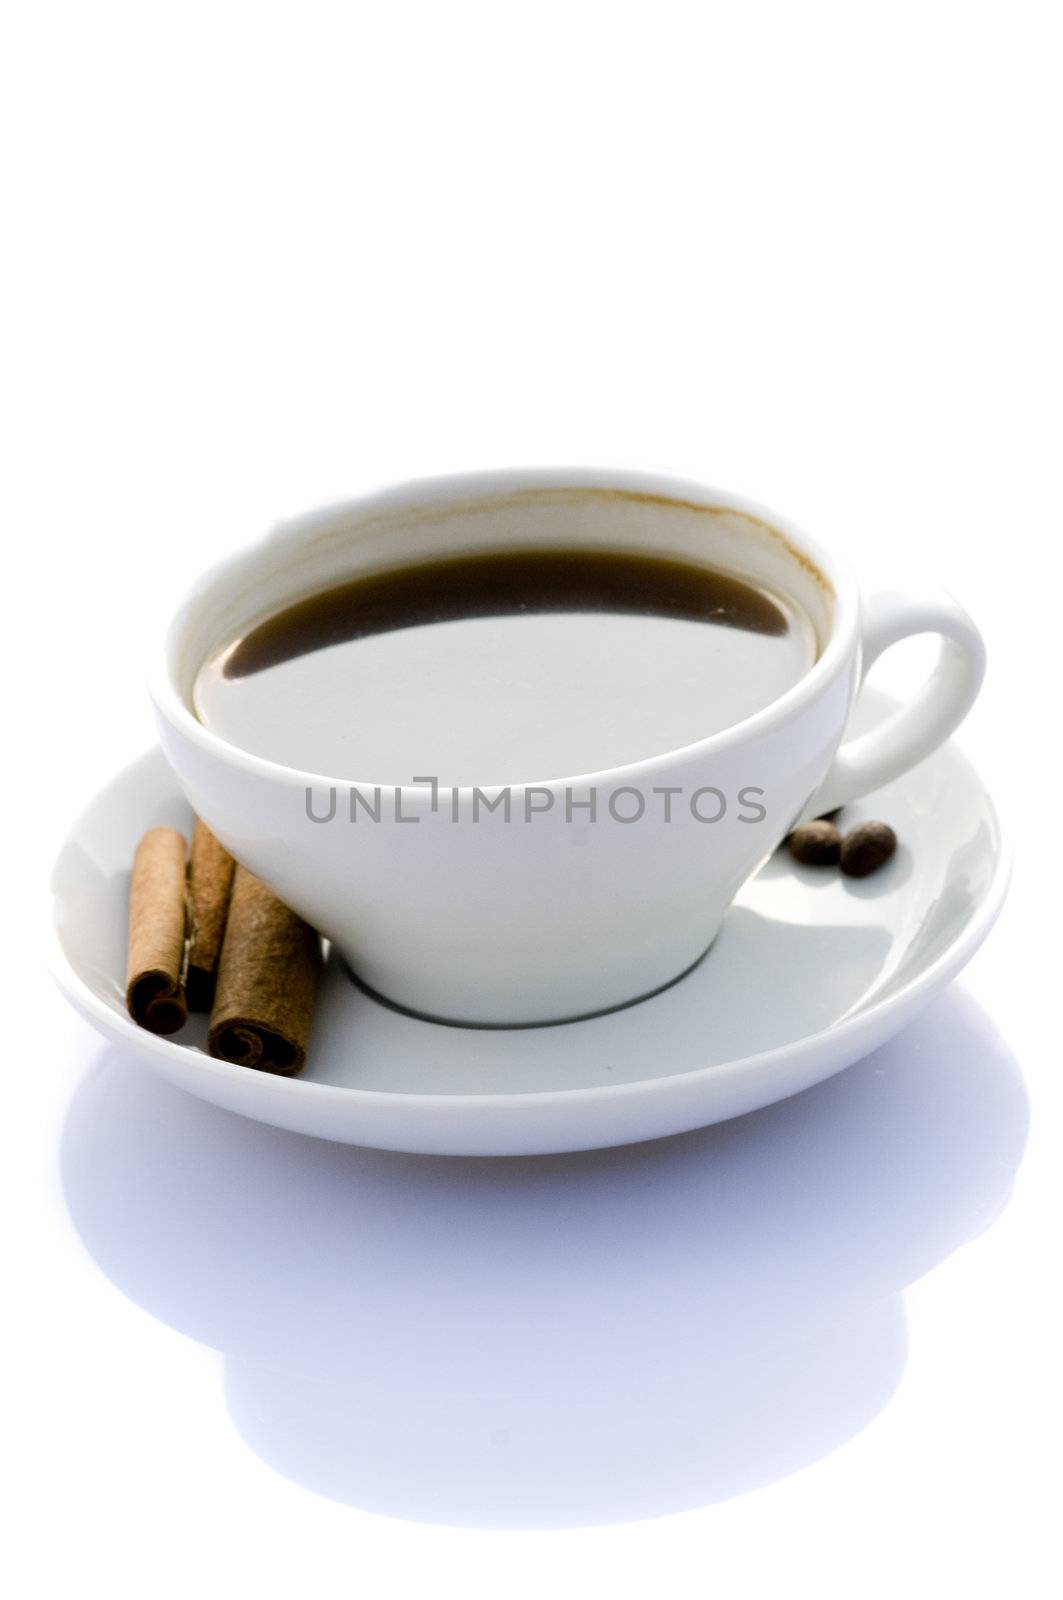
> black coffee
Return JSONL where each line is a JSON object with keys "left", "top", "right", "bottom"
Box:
{"left": 194, "top": 548, "right": 817, "bottom": 783}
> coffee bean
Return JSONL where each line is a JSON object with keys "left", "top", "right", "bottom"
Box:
{"left": 840, "top": 821, "right": 897, "bottom": 878}
{"left": 787, "top": 819, "right": 843, "bottom": 865}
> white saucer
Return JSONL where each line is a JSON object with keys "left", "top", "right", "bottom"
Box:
{"left": 49, "top": 690, "right": 1009, "bottom": 1156}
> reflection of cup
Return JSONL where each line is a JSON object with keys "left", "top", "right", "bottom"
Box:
{"left": 151, "top": 470, "right": 984, "bottom": 1025}
{"left": 61, "top": 994, "right": 1027, "bottom": 1526}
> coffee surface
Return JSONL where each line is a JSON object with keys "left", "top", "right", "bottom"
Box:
{"left": 194, "top": 548, "right": 817, "bottom": 783}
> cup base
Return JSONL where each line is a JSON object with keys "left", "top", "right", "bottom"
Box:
{"left": 338, "top": 940, "right": 717, "bottom": 1031}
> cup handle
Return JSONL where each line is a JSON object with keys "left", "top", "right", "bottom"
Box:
{"left": 805, "top": 589, "right": 986, "bottom": 819}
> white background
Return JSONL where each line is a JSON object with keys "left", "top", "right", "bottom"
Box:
{"left": 3, "top": 3, "right": 1060, "bottom": 1596}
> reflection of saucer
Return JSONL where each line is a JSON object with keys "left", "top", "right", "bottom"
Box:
{"left": 61, "top": 991, "right": 1027, "bottom": 1526}
{"left": 49, "top": 689, "right": 1009, "bottom": 1155}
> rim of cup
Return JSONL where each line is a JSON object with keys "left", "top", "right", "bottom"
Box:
{"left": 149, "top": 467, "right": 861, "bottom": 794}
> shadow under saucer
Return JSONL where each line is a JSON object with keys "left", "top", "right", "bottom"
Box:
{"left": 59, "top": 989, "right": 1027, "bottom": 1528}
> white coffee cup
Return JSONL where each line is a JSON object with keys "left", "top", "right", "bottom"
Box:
{"left": 151, "top": 470, "right": 985, "bottom": 1025}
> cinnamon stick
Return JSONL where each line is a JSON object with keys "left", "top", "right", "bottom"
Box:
{"left": 208, "top": 866, "right": 321, "bottom": 1075}
{"left": 125, "top": 827, "right": 189, "bottom": 1034}
{"left": 186, "top": 819, "right": 236, "bottom": 1011}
